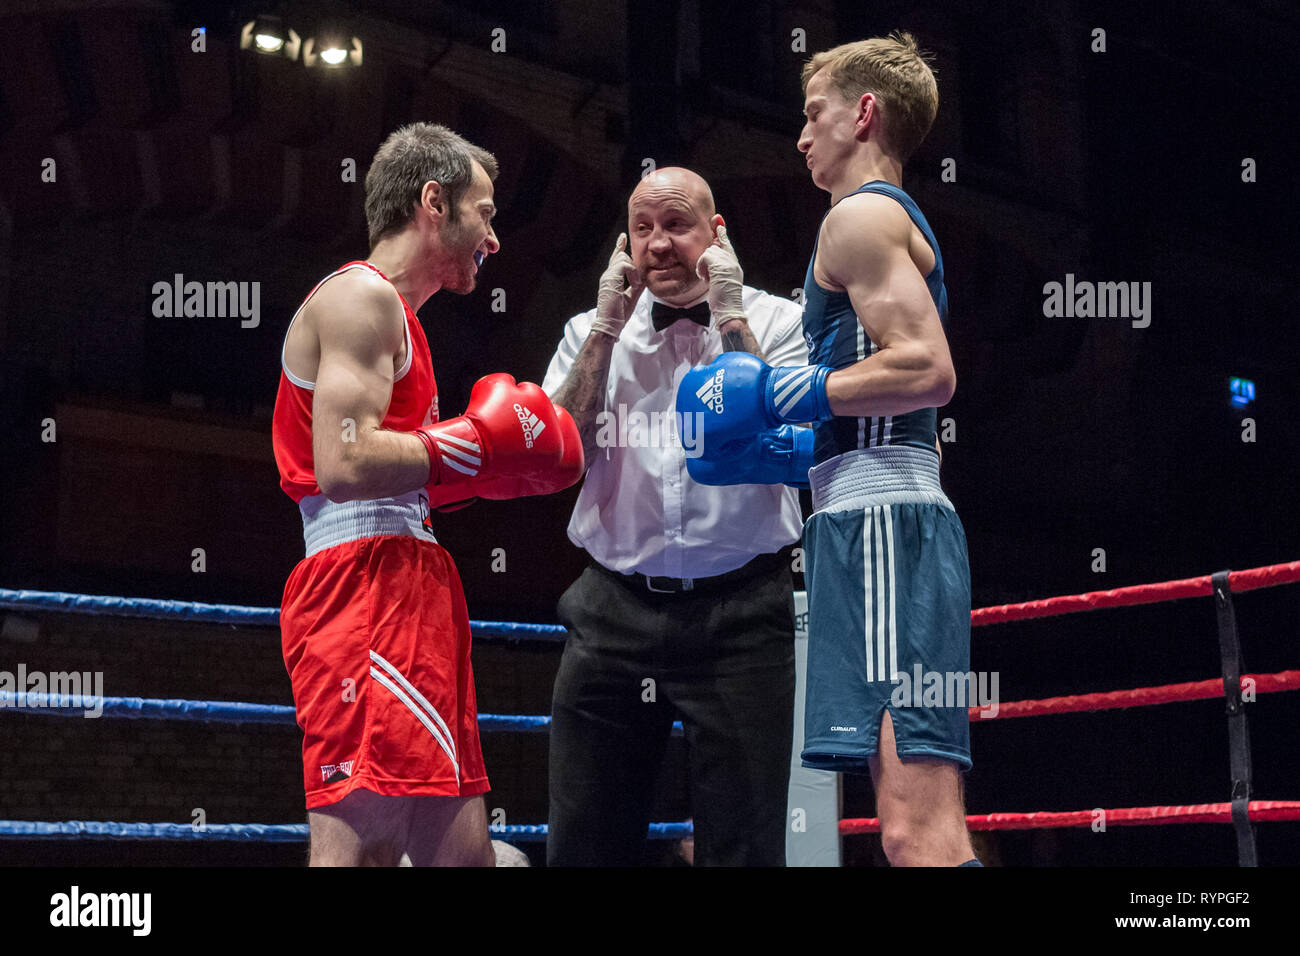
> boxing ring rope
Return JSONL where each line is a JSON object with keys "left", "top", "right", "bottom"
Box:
{"left": 0, "top": 820, "right": 692, "bottom": 843}
{"left": 971, "top": 671, "right": 1300, "bottom": 720}
{"left": 2, "top": 557, "right": 1298, "bottom": 859}
{"left": 969, "top": 560, "right": 1300, "bottom": 626}
{"left": 5, "top": 558, "right": 1297, "bottom": 632}
{"left": 0, "top": 589, "right": 566, "bottom": 640}
{"left": 4, "top": 669, "right": 1298, "bottom": 728}
{"left": 0, "top": 691, "right": 680, "bottom": 735}
{"left": 841, "top": 802, "right": 1300, "bottom": 834}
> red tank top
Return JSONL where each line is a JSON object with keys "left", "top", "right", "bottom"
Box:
{"left": 272, "top": 261, "right": 438, "bottom": 504}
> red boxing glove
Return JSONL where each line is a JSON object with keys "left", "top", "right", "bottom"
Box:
{"left": 477, "top": 406, "right": 585, "bottom": 500}
{"left": 414, "top": 374, "right": 565, "bottom": 511}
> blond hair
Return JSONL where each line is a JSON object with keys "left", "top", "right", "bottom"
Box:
{"left": 801, "top": 32, "right": 938, "bottom": 162}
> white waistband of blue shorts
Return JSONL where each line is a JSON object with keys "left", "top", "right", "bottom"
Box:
{"left": 809, "top": 445, "right": 954, "bottom": 514}
{"left": 300, "top": 489, "right": 434, "bottom": 557}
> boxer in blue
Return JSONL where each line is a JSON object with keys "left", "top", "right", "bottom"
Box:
{"left": 678, "top": 33, "right": 980, "bottom": 867}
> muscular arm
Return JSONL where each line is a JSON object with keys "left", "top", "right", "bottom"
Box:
{"left": 549, "top": 331, "right": 616, "bottom": 466}
{"left": 817, "top": 193, "right": 956, "bottom": 417}
{"left": 310, "top": 273, "right": 432, "bottom": 501}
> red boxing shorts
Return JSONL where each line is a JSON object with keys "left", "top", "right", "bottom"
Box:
{"left": 280, "top": 534, "right": 489, "bottom": 809}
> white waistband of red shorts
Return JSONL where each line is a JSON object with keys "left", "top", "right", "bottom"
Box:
{"left": 300, "top": 490, "right": 434, "bottom": 557}
{"left": 809, "top": 445, "right": 954, "bottom": 515}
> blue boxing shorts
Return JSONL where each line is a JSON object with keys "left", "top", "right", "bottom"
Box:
{"left": 800, "top": 445, "right": 974, "bottom": 773}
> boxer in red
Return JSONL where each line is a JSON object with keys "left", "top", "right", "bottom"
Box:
{"left": 272, "top": 123, "right": 582, "bottom": 866}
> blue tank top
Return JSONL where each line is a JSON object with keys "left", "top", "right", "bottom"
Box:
{"left": 801, "top": 181, "right": 949, "bottom": 465}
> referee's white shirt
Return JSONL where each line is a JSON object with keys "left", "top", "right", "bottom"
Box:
{"left": 542, "top": 286, "right": 808, "bottom": 580}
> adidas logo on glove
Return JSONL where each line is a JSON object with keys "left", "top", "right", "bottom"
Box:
{"left": 513, "top": 403, "right": 546, "bottom": 448}
{"left": 696, "top": 368, "right": 726, "bottom": 414}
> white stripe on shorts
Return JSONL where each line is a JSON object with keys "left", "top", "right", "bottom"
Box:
{"left": 863, "top": 508, "right": 874, "bottom": 683}
{"left": 883, "top": 504, "right": 898, "bottom": 681}
{"left": 368, "top": 650, "right": 459, "bottom": 781}
{"left": 874, "top": 508, "right": 887, "bottom": 680}
{"left": 863, "top": 505, "right": 899, "bottom": 683}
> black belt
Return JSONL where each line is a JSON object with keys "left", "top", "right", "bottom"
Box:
{"left": 593, "top": 548, "right": 790, "bottom": 595}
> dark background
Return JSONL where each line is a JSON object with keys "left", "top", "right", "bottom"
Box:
{"left": 0, "top": 0, "right": 1296, "bottom": 866}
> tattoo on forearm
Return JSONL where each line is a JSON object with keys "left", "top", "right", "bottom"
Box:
{"left": 720, "top": 322, "right": 765, "bottom": 359}
{"left": 551, "top": 335, "right": 615, "bottom": 465}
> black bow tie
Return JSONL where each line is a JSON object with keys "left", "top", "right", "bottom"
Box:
{"left": 651, "top": 300, "right": 711, "bottom": 332}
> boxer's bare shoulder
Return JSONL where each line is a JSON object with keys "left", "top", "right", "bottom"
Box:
{"left": 814, "top": 193, "right": 933, "bottom": 293}
{"left": 286, "top": 268, "right": 406, "bottom": 385}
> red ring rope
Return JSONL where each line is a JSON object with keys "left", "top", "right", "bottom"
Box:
{"left": 840, "top": 801, "right": 1300, "bottom": 834}
{"left": 971, "top": 559, "right": 1300, "bottom": 627}
{"left": 965, "top": 669, "right": 1300, "bottom": 721}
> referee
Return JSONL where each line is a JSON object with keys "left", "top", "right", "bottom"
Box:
{"left": 541, "top": 168, "right": 807, "bottom": 866}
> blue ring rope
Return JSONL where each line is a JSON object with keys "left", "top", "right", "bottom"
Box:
{"left": 0, "top": 692, "right": 683, "bottom": 735}
{"left": 0, "top": 588, "right": 566, "bottom": 640}
{"left": 0, "top": 820, "right": 694, "bottom": 843}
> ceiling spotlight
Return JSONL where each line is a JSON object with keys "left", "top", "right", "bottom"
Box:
{"left": 240, "top": 15, "right": 301, "bottom": 60}
{"left": 304, "top": 23, "right": 362, "bottom": 68}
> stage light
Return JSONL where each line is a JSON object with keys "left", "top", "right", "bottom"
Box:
{"left": 250, "top": 15, "right": 284, "bottom": 52}
{"left": 240, "top": 15, "right": 302, "bottom": 61}
{"left": 303, "top": 22, "right": 363, "bottom": 69}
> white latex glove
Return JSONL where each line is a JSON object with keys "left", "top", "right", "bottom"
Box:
{"left": 694, "top": 224, "right": 746, "bottom": 331}
{"left": 591, "top": 233, "right": 645, "bottom": 339}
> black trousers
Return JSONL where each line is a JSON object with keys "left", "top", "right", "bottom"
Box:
{"left": 547, "top": 553, "right": 796, "bottom": 866}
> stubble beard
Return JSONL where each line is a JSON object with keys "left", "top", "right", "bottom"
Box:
{"left": 436, "top": 217, "right": 480, "bottom": 295}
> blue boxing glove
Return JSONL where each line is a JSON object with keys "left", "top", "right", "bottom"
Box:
{"left": 687, "top": 424, "right": 815, "bottom": 488}
{"left": 677, "top": 353, "right": 835, "bottom": 456}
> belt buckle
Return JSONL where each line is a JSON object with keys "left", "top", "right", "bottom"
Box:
{"left": 644, "top": 575, "right": 693, "bottom": 593}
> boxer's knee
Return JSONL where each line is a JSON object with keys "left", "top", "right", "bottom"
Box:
{"left": 879, "top": 816, "right": 922, "bottom": 866}
{"left": 308, "top": 810, "right": 363, "bottom": 866}
{"left": 308, "top": 788, "right": 407, "bottom": 866}
{"left": 878, "top": 804, "right": 972, "bottom": 866}
{"left": 404, "top": 793, "right": 495, "bottom": 866}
